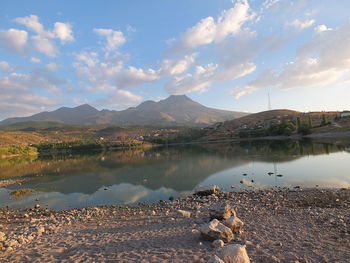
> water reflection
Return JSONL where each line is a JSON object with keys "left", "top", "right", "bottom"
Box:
{"left": 0, "top": 139, "right": 349, "bottom": 209}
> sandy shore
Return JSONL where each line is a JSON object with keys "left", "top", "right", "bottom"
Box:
{"left": 0, "top": 188, "right": 349, "bottom": 263}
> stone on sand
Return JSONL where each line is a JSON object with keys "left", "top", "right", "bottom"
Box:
{"left": 0, "top": 232, "right": 6, "bottom": 242}
{"left": 200, "top": 219, "right": 234, "bottom": 243}
{"left": 223, "top": 216, "right": 244, "bottom": 234}
{"left": 177, "top": 209, "right": 192, "bottom": 218}
{"left": 209, "top": 202, "right": 235, "bottom": 220}
{"left": 217, "top": 244, "right": 250, "bottom": 263}
{"left": 194, "top": 185, "right": 220, "bottom": 196}
{"left": 208, "top": 255, "right": 225, "bottom": 263}
{"left": 212, "top": 239, "right": 225, "bottom": 248}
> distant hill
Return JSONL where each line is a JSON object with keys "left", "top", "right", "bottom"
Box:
{"left": 215, "top": 109, "right": 301, "bottom": 130}
{"left": 199, "top": 109, "right": 341, "bottom": 141}
{"left": 0, "top": 95, "right": 249, "bottom": 127}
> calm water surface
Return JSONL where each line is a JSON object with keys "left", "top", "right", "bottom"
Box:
{"left": 0, "top": 140, "right": 349, "bottom": 210}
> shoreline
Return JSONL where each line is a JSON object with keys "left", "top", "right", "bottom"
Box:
{"left": 1, "top": 131, "right": 350, "bottom": 160}
{"left": 0, "top": 187, "right": 349, "bottom": 262}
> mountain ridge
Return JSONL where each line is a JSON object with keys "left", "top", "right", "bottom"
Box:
{"left": 0, "top": 95, "right": 249, "bottom": 127}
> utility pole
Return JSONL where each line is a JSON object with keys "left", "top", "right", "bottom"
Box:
{"left": 268, "top": 91, "right": 272, "bottom": 111}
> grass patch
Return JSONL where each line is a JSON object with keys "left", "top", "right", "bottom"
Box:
{"left": 10, "top": 188, "right": 37, "bottom": 198}
{"left": 10, "top": 187, "right": 49, "bottom": 198}
{"left": 0, "top": 145, "right": 38, "bottom": 158}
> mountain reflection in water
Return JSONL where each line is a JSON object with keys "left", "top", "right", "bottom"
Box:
{"left": 0, "top": 139, "right": 349, "bottom": 210}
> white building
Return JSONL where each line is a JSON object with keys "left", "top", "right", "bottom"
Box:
{"left": 341, "top": 111, "right": 350, "bottom": 117}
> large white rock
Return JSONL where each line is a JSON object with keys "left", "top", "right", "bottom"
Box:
{"left": 223, "top": 216, "right": 244, "bottom": 234}
{"left": 200, "top": 219, "right": 234, "bottom": 243}
{"left": 208, "top": 255, "right": 225, "bottom": 263}
{"left": 217, "top": 244, "right": 251, "bottom": 263}
{"left": 194, "top": 185, "right": 220, "bottom": 196}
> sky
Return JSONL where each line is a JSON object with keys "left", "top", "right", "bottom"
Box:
{"left": 1, "top": 0, "right": 350, "bottom": 120}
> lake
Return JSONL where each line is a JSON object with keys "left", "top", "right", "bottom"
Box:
{"left": 1, "top": 139, "right": 350, "bottom": 210}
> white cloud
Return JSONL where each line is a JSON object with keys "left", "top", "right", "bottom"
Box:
{"left": 74, "top": 51, "right": 124, "bottom": 91}
{"left": 54, "top": 22, "right": 74, "bottom": 42}
{"left": 262, "top": 0, "right": 280, "bottom": 11}
{"left": 126, "top": 25, "right": 136, "bottom": 33}
{"left": 94, "top": 28, "right": 126, "bottom": 51}
{"left": 14, "top": 15, "right": 49, "bottom": 36}
{"left": 0, "top": 67, "right": 66, "bottom": 118}
{"left": 46, "top": 62, "right": 59, "bottom": 71}
{"left": 0, "top": 95, "right": 58, "bottom": 119}
{"left": 228, "top": 85, "right": 257, "bottom": 99}
{"left": 161, "top": 53, "right": 197, "bottom": 75}
{"left": 32, "top": 35, "right": 58, "bottom": 57}
{"left": 75, "top": 51, "right": 99, "bottom": 67}
{"left": 94, "top": 89, "right": 143, "bottom": 109}
{"left": 0, "top": 61, "right": 11, "bottom": 72}
{"left": 115, "top": 89, "right": 142, "bottom": 103}
{"left": 74, "top": 48, "right": 198, "bottom": 91}
{"left": 234, "top": 20, "right": 350, "bottom": 98}
{"left": 116, "top": 67, "right": 161, "bottom": 88}
{"left": 314, "top": 24, "right": 332, "bottom": 33}
{"left": 165, "top": 62, "right": 255, "bottom": 95}
{"left": 11, "top": 14, "right": 74, "bottom": 57}
{"left": 0, "top": 29, "right": 28, "bottom": 53}
{"left": 170, "top": 0, "right": 254, "bottom": 53}
{"left": 288, "top": 19, "right": 315, "bottom": 30}
{"left": 30, "top": 57, "right": 41, "bottom": 64}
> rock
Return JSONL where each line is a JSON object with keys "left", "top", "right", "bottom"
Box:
{"left": 17, "top": 236, "right": 26, "bottom": 244}
{"left": 194, "top": 185, "right": 220, "bottom": 197}
{"left": 217, "top": 244, "right": 251, "bottom": 263}
{"left": 34, "top": 204, "right": 40, "bottom": 209}
{"left": 223, "top": 216, "right": 244, "bottom": 234}
{"left": 36, "top": 226, "right": 45, "bottom": 235}
{"left": 200, "top": 219, "right": 234, "bottom": 243}
{"left": 177, "top": 209, "right": 192, "bottom": 218}
{"left": 4, "top": 239, "right": 18, "bottom": 248}
{"left": 0, "top": 232, "right": 6, "bottom": 242}
{"left": 209, "top": 203, "right": 235, "bottom": 220}
{"left": 208, "top": 255, "right": 225, "bottom": 263}
{"left": 6, "top": 246, "right": 14, "bottom": 252}
{"left": 212, "top": 239, "right": 225, "bottom": 248}
{"left": 244, "top": 240, "right": 253, "bottom": 246}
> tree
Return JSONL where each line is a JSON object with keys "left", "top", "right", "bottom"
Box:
{"left": 308, "top": 115, "right": 313, "bottom": 128}
{"left": 321, "top": 114, "right": 326, "bottom": 126}
{"left": 296, "top": 116, "right": 301, "bottom": 130}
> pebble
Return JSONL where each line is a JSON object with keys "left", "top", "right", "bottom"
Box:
{"left": 212, "top": 239, "right": 225, "bottom": 248}
{"left": 0, "top": 232, "right": 6, "bottom": 242}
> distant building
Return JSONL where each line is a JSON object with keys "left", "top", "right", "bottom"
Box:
{"left": 341, "top": 111, "right": 350, "bottom": 118}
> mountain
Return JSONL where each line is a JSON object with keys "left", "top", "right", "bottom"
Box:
{"left": 0, "top": 95, "right": 249, "bottom": 127}
{"left": 1, "top": 104, "right": 100, "bottom": 125}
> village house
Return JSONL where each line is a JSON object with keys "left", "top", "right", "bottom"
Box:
{"left": 341, "top": 111, "right": 350, "bottom": 118}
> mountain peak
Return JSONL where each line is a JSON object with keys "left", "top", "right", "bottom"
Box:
{"left": 75, "top": 104, "right": 97, "bottom": 111}
{"left": 167, "top": 94, "right": 191, "bottom": 100}
{"left": 161, "top": 95, "right": 195, "bottom": 104}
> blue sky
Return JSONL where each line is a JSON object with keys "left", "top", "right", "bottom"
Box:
{"left": 1, "top": 0, "right": 350, "bottom": 119}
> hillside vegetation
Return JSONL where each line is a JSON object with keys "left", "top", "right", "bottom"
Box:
{"left": 199, "top": 109, "right": 344, "bottom": 141}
